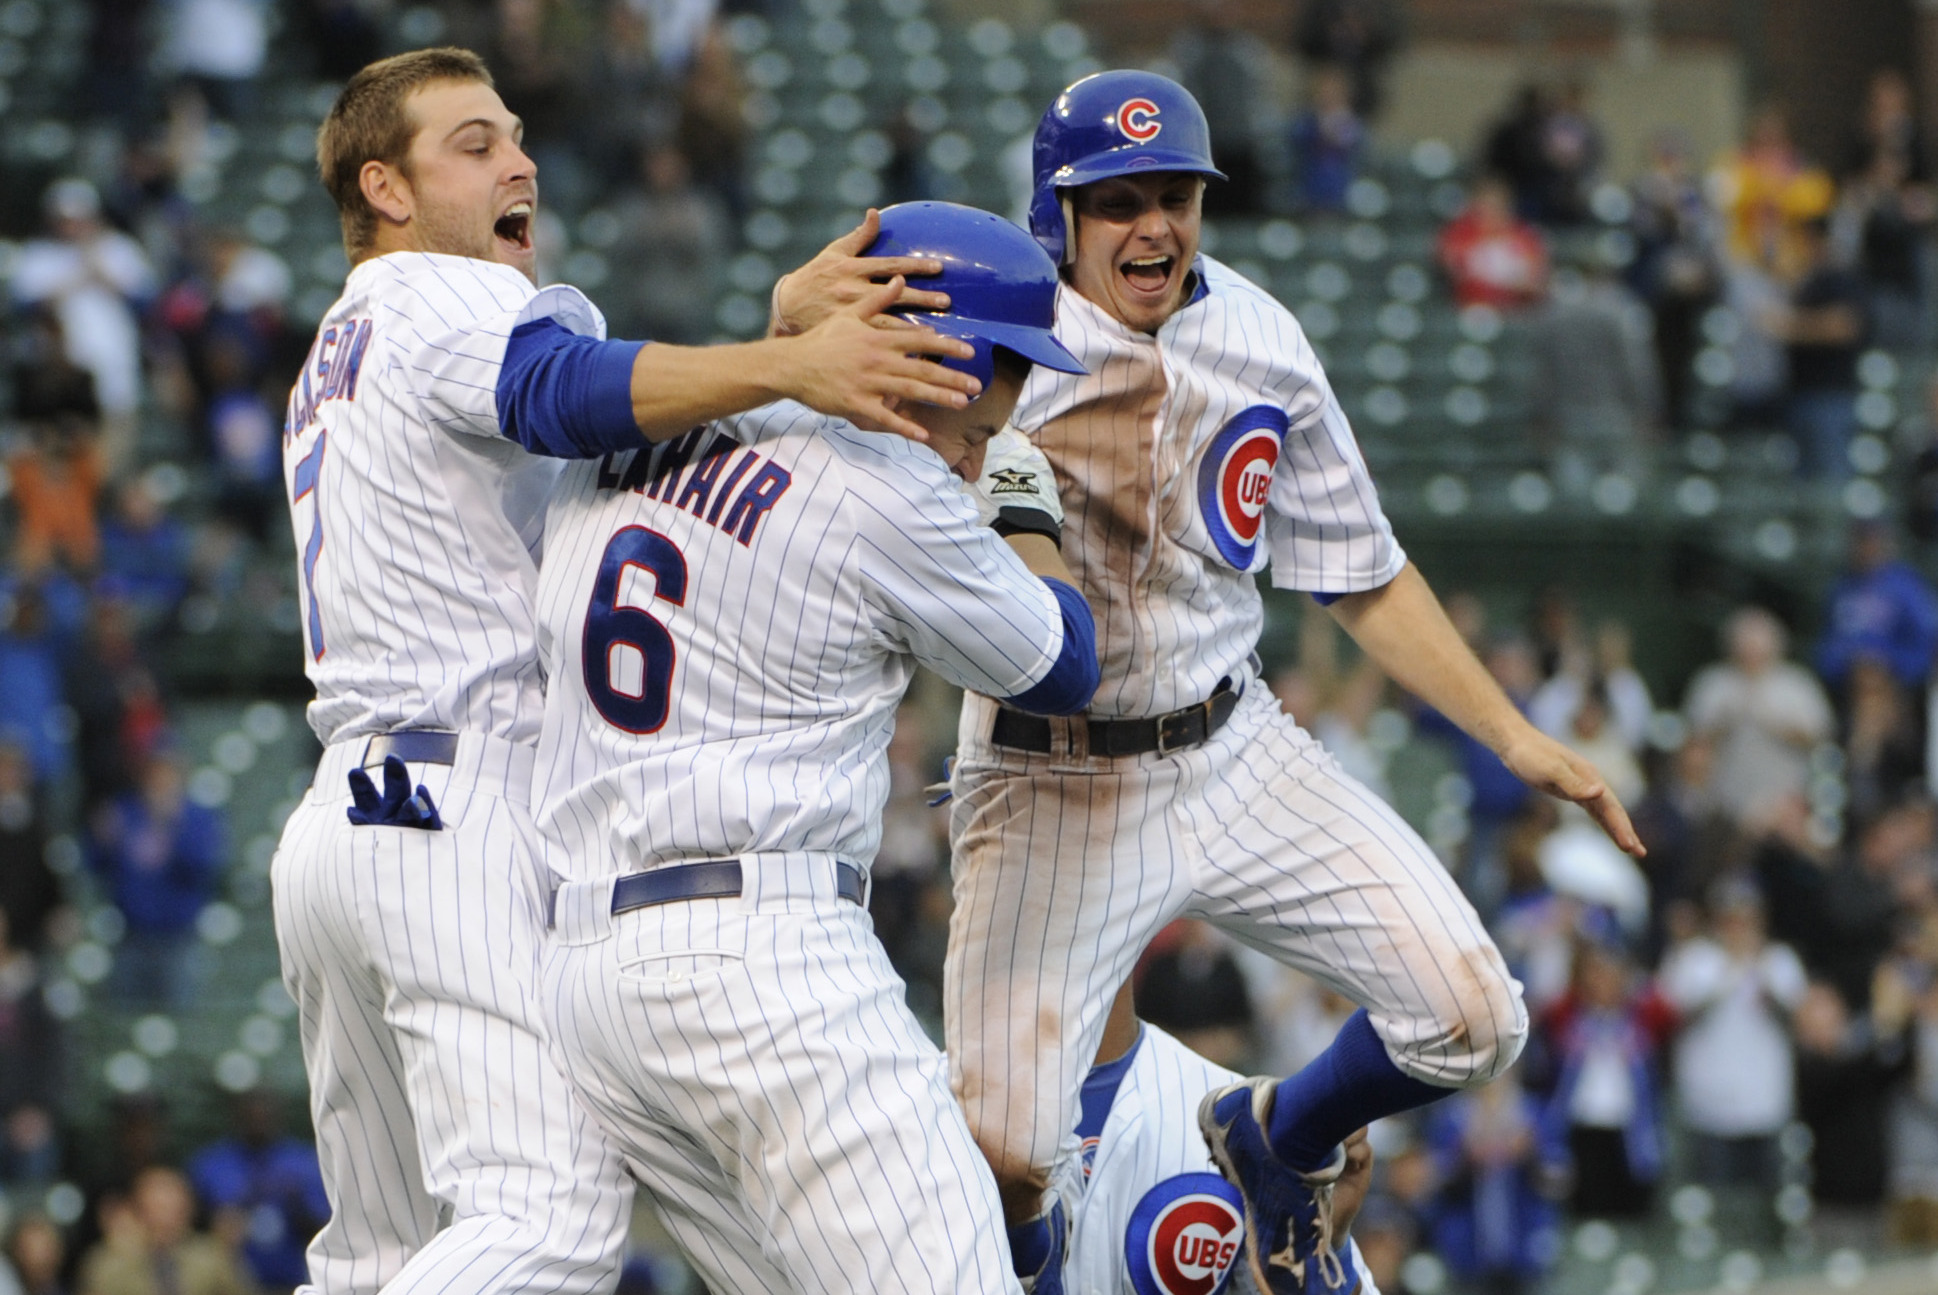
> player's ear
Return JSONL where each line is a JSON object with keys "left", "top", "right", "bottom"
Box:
{"left": 360, "top": 160, "right": 413, "bottom": 227}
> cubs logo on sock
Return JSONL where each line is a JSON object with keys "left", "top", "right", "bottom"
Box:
{"left": 1126, "top": 1173, "right": 1243, "bottom": 1295}
{"left": 1196, "top": 404, "right": 1288, "bottom": 569}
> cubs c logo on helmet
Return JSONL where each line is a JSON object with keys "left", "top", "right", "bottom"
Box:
{"left": 1196, "top": 405, "right": 1289, "bottom": 569}
{"left": 1117, "top": 97, "right": 1162, "bottom": 142}
{"left": 1126, "top": 1173, "right": 1243, "bottom": 1295}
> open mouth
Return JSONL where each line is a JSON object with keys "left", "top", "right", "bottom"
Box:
{"left": 1121, "top": 254, "right": 1174, "bottom": 294}
{"left": 494, "top": 200, "right": 533, "bottom": 252}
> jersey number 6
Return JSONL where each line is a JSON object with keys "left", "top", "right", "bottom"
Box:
{"left": 584, "top": 526, "right": 687, "bottom": 733}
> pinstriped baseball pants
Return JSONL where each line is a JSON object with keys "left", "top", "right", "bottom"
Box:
{"left": 272, "top": 734, "right": 632, "bottom": 1295}
{"left": 542, "top": 859, "right": 1023, "bottom": 1295}
{"left": 944, "top": 682, "right": 1528, "bottom": 1196}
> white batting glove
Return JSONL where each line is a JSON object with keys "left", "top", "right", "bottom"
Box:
{"left": 967, "top": 428, "right": 1064, "bottom": 545}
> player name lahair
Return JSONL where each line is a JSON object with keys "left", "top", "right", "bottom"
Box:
{"left": 595, "top": 428, "right": 793, "bottom": 548}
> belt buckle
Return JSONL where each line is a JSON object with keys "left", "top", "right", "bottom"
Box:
{"left": 1156, "top": 704, "right": 1202, "bottom": 755}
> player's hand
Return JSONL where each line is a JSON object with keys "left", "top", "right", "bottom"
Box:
{"left": 967, "top": 428, "right": 1064, "bottom": 540}
{"left": 776, "top": 276, "right": 979, "bottom": 442}
{"left": 770, "top": 209, "right": 952, "bottom": 336}
{"left": 1332, "top": 1127, "right": 1374, "bottom": 1238}
{"left": 1499, "top": 729, "right": 1645, "bottom": 857}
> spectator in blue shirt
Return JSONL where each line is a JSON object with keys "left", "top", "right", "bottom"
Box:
{"left": 0, "top": 584, "right": 71, "bottom": 787}
{"left": 97, "top": 478, "right": 192, "bottom": 636}
{"left": 1818, "top": 521, "right": 1938, "bottom": 693}
{"left": 89, "top": 746, "right": 225, "bottom": 1009}
{"left": 188, "top": 1089, "right": 327, "bottom": 1294}
{"left": 1426, "top": 1067, "right": 1568, "bottom": 1295}
{"left": 1291, "top": 64, "right": 1366, "bottom": 213}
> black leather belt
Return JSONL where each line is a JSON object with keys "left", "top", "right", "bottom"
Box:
{"left": 361, "top": 731, "right": 460, "bottom": 767}
{"left": 610, "top": 860, "right": 866, "bottom": 916}
{"left": 991, "top": 680, "right": 1241, "bottom": 758}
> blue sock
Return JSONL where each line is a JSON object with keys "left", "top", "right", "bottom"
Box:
{"left": 1006, "top": 1201, "right": 1064, "bottom": 1281}
{"left": 1266, "top": 1009, "right": 1451, "bottom": 1172}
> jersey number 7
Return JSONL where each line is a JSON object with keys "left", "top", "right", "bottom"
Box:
{"left": 584, "top": 526, "right": 688, "bottom": 733}
{"left": 292, "top": 432, "right": 328, "bottom": 660}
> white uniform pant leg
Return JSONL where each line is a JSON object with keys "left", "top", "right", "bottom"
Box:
{"left": 1180, "top": 692, "right": 1528, "bottom": 1087}
{"left": 544, "top": 880, "right": 1019, "bottom": 1295}
{"left": 276, "top": 796, "right": 438, "bottom": 1294}
{"left": 943, "top": 749, "right": 1193, "bottom": 1200}
{"left": 273, "top": 759, "right": 633, "bottom": 1295}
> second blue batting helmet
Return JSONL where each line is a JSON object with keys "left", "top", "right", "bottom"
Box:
{"left": 867, "top": 201, "right": 1086, "bottom": 394}
{"left": 1028, "top": 70, "right": 1226, "bottom": 265}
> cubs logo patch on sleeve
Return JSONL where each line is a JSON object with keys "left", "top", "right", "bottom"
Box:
{"left": 1126, "top": 1172, "right": 1244, "bottom": 1295}
{"left": 1196, "top": 404, "right": 1288, "bottom": 570}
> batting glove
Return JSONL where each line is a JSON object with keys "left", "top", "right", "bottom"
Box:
{"left": 968, "top": 428, "right": 1063, "bottom": 546}
{"left": 347, "top": 755, "right": 444, "bottom": 830}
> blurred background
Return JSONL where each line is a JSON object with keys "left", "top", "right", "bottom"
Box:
{"left": 2, "top": 0, "right": 1938, "bottom": 1292}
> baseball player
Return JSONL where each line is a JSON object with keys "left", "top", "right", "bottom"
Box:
{"left": 275, "top": 49, "right": 987, "bottom": 1295}
{"left": 530, "top": 201, "right": 1096, "bottom": 1294}
{"left": 778, "top": 71, "right": 1647, "bottom": 1294}
{"left": 1071, "top": 987, "right": 1381, "bottom": 1295}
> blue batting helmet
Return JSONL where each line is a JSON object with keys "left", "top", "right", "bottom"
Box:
{"left": 867, "top": 201, "right": 1086, "bottom": 393}
{"left": 1028, "top": 70, "right": 1226, "bottom": 264}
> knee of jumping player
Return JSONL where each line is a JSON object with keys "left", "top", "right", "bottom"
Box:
{"left": 1389, "top": 958, "right": 1529, "bottom": 1089}
{"left": 969, "top": 1129, "right": 1055, "bottom": 1224}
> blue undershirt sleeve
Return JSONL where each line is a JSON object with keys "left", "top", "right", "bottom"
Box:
{"left": 1001, "top": 576, "right": 1098, "bottom": 716}
{"left": 494, "top": 316, "right": 647, "bottom": 458}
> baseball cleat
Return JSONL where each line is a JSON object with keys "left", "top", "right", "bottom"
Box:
{"left": 1199, "top": 1077, "right": 1364, "bottom": 1295}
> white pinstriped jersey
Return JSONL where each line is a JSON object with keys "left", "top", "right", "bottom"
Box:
{"left": 532, "top": 401, "right": 1065, "bottom": 879}
{"left": 281, "top": 251, "right": 612, "bottom": 748}
{"left": 1008, "top": 259, "right": 1405, "bottom": 718}
{"left": 1073, "top": 1025, "right": 1379, "bottom": 1295}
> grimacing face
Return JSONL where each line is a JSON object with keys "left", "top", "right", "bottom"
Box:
{"left": 1067, "top": 172, "right": 1205, "bottom": 334}
{"left": 380, "top": 79, "right": 539, "bottom": 281}
{"left": 913, "top": 362, "right": 1026, "bottom": 481}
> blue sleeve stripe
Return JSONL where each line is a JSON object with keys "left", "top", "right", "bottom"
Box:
{"left": 1002, "top": 576, "right": 1098, "bottom": 716}
{"left": 495, "top": 317, "right": 646, "bottom": 458}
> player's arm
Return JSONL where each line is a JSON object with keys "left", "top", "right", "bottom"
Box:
{"left": 492, "top": 279, "right": 983, "bottom": 456}
{"left": 628, "top": 279, "right": 979, "bottom": 442}
{"left": 993, "top": 530, "right": 1094, "bottom": 715}
{"left": 1323, "top": 565, "right": 1643, "bottom": 856}
{"left": 856, "top": 439, "right": 1097, "bottom": 716}
{"left": 1257, "top": 324, "right": 1639, "bottom": 857}
{"left": 968, "top": 429, "right": 1094, "bottom": 715}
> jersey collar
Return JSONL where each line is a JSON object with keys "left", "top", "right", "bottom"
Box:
{"left": 1183, "top": 255, "right": 1211, "bottom": 308}
{"left": 1075, "top": 1024, "right": 1145, "bottom": 1143}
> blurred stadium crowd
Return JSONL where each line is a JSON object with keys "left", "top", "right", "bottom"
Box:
{"left": 1, "top": 0, "right": 1937, "bottom": 1292}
